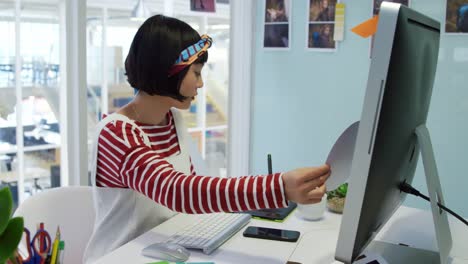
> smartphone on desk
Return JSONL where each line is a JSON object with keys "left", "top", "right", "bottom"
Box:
{"left": 243, "top": 226, "right": 300, "bottom": 242}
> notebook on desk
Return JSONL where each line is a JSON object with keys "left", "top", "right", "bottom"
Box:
{"left": 246, "top": 202, "right": 297, "bottom": 222}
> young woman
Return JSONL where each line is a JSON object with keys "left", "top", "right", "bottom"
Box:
{"left": 84, "top": 14, "right": 330, "bottom": 263}
{"left": 317, "top": 0, "right": 334, "bottom": 21}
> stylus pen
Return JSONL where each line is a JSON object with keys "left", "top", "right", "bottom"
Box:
{"left": 267, "top": 154, "right": 272, "bottom": 174}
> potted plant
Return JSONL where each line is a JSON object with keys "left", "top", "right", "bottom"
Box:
{"left": 0, "top": 187, "right": 24, "bottom": 263}
{"left": 326, "top": 183, "right": 347, "bottom": 214}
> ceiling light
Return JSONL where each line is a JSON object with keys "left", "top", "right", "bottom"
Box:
{"left": 131, "top": 0, "right": 151, "bottom": 21}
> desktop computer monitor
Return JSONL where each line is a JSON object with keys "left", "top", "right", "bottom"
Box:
{"left": 335, "top": 2, "right": 444, "bottom": 263}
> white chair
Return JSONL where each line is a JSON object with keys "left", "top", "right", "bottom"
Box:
{"left": 14, "top": 186, "right": 95, "bottom": 264}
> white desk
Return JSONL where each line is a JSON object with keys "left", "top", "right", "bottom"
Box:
{"left": 96, "top": 206, "right": 468, "bottom": 264}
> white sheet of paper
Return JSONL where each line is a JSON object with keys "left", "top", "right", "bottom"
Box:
{"left": 325, "top": 121, "right": 359, "bottom": 191}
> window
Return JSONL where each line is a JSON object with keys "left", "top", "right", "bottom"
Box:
{"left": 0, "top": 1, "right": 62, "bottom": 210}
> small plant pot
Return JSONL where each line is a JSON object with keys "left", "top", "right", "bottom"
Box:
{"left": 327, "top": 196, "right": 345, "bottom": 214}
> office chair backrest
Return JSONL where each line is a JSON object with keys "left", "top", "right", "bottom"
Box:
{"left": 14, "top": 186, "right": 95, "bottom": 264}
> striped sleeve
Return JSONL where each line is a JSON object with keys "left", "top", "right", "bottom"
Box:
{"left": 96, "top": 120, "right": 288, "bottom": 214}
{"left": 189, "top": 157, "right": 196, "bottom": 176}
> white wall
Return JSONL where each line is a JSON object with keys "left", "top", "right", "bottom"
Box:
{"left": 250, "top": 0, "right": 468, "bottom": 218}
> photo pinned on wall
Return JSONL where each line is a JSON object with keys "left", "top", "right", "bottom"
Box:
{"left": 308, "top": 24, "right": 336, "bottom": 49}
{"left": 373, "top": 0, "right": 409, "bottom": 16}
{"left": 190, "top": 0, "right": 216, "bottom": 13}
{"left": 263, "top": 0, "right": 291, "bottom": 49}
{"left": 307, "top": 0, "right": 339, "bottom": 51}
{"left": 310, "top": 0, "right": 336, "bottom": 22}
{"left": 445, "top": 0, "right": 468, "bottom": 33}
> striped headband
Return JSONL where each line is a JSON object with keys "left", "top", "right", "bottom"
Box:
{"left": 168, "top": 34, "right": 212, "bottom": 77}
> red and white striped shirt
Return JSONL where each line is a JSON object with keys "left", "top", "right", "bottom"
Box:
{"left": 96, "top": 111, "right": 287, "bottom": 214}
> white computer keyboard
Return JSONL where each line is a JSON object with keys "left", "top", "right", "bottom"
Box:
{"left": 165, "top": 213, "right": 251, "bottom": 254}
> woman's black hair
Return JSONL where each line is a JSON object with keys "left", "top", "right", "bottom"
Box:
{"left": 125, "top": 14, "right": 208, "bottom": 101}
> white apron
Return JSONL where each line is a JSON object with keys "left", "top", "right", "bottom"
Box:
{"left": 83, "top": 109, "right": 191, "bottom": 263}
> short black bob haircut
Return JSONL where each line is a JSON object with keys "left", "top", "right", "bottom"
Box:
{"left": 125, "top": 14, "right": 208, "bottom": 101}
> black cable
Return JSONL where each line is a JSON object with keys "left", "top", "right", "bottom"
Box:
{"left": 398, "top": 182, "right": 468, "bottom": 226}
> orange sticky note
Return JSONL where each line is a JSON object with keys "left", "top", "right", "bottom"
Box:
{"left": 351, "top": 15, "right": 379, "bottom": 38}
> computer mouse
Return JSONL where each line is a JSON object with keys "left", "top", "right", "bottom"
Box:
{"left": 141, "top": 242, "right": 190, "bottom": 262}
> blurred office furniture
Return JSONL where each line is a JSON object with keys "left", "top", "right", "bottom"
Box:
{"left": 50, "top": 164, "right": 61, "bottom": 188}
{"left": 0, "top": 181, "right": 18, "bottom": 211}
{"left": 0, "top": 121, "right": 61, "bottom": 193}
{"left": 0, "top": 57, "right": 59, "bottom": 86}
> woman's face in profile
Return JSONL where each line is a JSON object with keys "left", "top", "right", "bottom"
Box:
{"left": 170, "top": 63, "right": 204, "bottom": 110}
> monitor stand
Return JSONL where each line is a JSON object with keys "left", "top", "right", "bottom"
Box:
{"left": 358, "top": 124, "right": 453, "bottom": 264}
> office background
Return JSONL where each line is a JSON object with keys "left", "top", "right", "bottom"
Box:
{"left": 1, "top": 0, "right": 466, "bottom": 219}
{"left": 251, "top": 0, "right": 468, "bottom": 218}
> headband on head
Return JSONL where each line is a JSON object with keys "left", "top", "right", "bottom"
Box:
{"left": 168, "top": 34, "right": 212, "bottom": 77}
